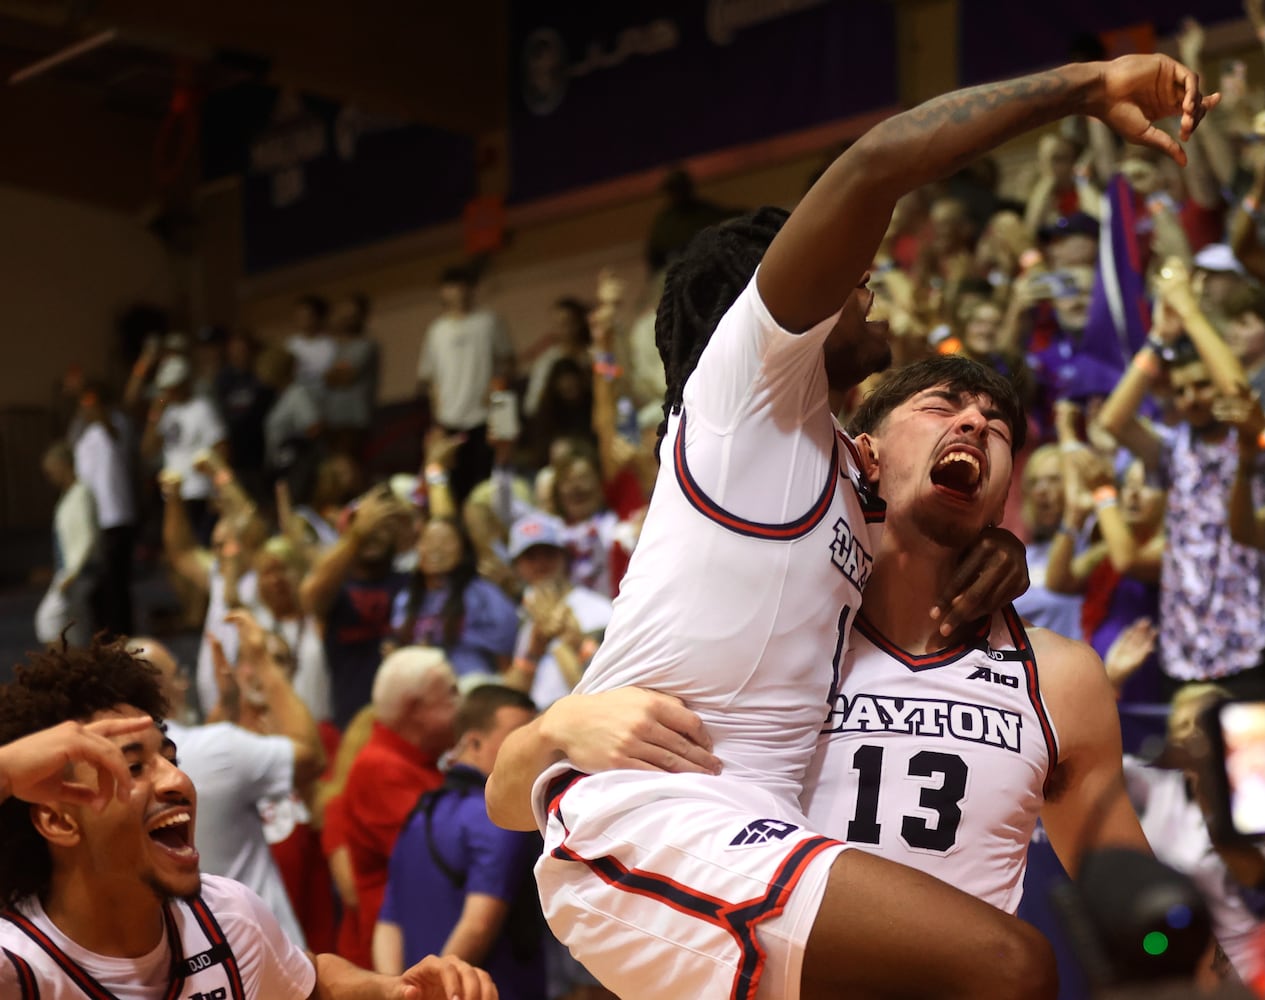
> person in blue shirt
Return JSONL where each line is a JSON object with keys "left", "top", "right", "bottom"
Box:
{"left": 373, "top": 684, "right": 545, "bottom": 1000}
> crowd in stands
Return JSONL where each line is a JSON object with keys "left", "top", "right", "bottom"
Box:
{"left": 22, "top": 13, "right": 1265, "bottom": 996}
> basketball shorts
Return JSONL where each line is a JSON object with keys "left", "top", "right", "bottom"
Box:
{"left": 536, "top": 769, "right": 848, "bottom": 1000}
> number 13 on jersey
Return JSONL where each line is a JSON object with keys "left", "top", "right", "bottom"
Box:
{"left": 845, "top": 744, "right": 969, "bottom": 854}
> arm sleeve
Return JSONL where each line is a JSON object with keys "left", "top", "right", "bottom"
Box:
{"left": 221, "top": 727, "right": 296, "bottom": 801}
{"left": 683, "top": 271, "right": 842, "bottom": 434}
{"left": 463, "top": 811, "right": 539, "bottom": 901}
{"left": 202, "top": 874, "right": 316, "bottom": 999}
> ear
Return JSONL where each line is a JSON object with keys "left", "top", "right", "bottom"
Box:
{"left": 852, "top": 433, "right": 881, "bottom": 484}
{"left": 31, "top": 803, "right": 81, "bottom": 850}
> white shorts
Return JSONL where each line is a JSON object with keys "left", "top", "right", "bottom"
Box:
{"left": 536, "top": 769, "right": 847, "bottom": 1000}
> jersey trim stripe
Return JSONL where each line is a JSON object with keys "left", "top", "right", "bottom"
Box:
{"left": 1002, "top": 605, "right": 1060, "bottom": 784}
{"left": 853, "top": 615, "right": 991, "bottom": 671}
{"left": 4, "top": 947, "right": 38, "bottom": 1000}
{"left": 673, "top": 411, "right": 839, "bottom": 540}
{"left": 188, "top": 897, "right": 246, "bottom": 1000}
{"left": 1, "top": 911, "right": 114, "bottom": 1000}
{"left": 547, "top": 782, "right": 839, "bottom": 1000}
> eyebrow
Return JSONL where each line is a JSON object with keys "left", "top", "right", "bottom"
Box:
{"left": 920, "top": 390, "right": 1010, "bottom": 427}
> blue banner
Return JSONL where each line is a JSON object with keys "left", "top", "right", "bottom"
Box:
{"left": 960, "top": 0, "right": 1242, "bottom": 85}
{"left": 202, "top": 85, "right": 475, "bottom": 275}
{"left": 509, "top": 0, "right": 898, "bottom": 202}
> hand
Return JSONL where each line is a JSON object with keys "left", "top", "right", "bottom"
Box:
{"left": 1154, "top": 257, "right": 1198, "bottom": 317}
{"left": 1103, "top": 617, "right": 1157, "bottom": 690}
{"left": 931, "top": 526, "right": 1030, "bottom": 637}
{"left": 1093, "top": 54, "right": 1221, "bottom": 164}
{"left": 395, "top": 954, "right": 498, "bottom": 999}
{"left": 191, "top": 448, "right": 222, "bottom": 477}
{"left": 595, "top": 267, "right": 625, "bottom": 308}
{"left": 423, "top": 428, "right": 463, "bottom": 472}
{"left": 1177, "top": 17, "right": 1204, "bottom": 69}
{"left": 523, "top": 584, "right": 569, "bottom": 651}
{"left": 588, "top": 303, "right": 617, "bottom": 352}
{"left": 224, "top": 608, "right": 269, "bottom": 670}
{"left": 351, "top": 487, "right": 408, "bottom": 540}
{"left": 1213, "top": 392, "right": 1265, "bottom": 449}
{"left": 543, "top": 689, "right": 722, "bottom": 776}
{"left": 0, "top": 716, "right": 151, "bottom": 810}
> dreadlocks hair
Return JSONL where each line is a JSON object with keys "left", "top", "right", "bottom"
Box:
{"left": 397, "top": 517, "right": 480, "bottom": 652}
{"left": 846, "top": 355, "right": 1028, "bottom": 456}
{"left": 0, "top": 635, "right": 168, "bottom": 908}
{"left": 653, "top": 206, "right": 790, "bottom": 454}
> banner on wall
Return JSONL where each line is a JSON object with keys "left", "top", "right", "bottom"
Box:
{"left": 508, "top": 0, "right": 899, "bottom": 203}
{"left": 959, "top": 0, "right": 1242, "bottom": 85}
{"left": 202, "top": 85, "right": 475, "bottom": 275}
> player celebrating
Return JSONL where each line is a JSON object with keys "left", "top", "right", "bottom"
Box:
{"left": 0, "top": 637, "right": 496, "bottom": 1000}
{"left": 488, "top": 54, "right": 1215, "bottom": 1000}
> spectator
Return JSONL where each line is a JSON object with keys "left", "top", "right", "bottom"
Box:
{"left": 524, "top": 357, "right": 596, "bottom": 469}
{"left": 645, "top": 167, "right": 738, "bottom": 273}
{"left": 1038, "top": 212, "right": 1100, "bottom": 270}
{"left": 325, "top": 293, "right": 380, "bottom": 458}
{"left": 1193, "top": 243, "right": 1249, "bottom": 323}
{"left": 254, "top": 535, "right": 332, "bottom": 723}
{"left": 214, "top": 328, "right": 274, "bottom": 500}
{"left": 1024, "top": 133, "right": 1098, "bottom": 235}
{"left": 343, "top": 647, "right": 459, "bottom": 969}
{"left": 374, "top": 684, "right": 545, "bottom": 1000}
{"left": 141, "top": 354, "right": 227, "bottom": 542}
{"left": 73, "top": 388, "right": 137, "bottom": 638}
{"left": 503, "top": 513, "right": 611, "bottom": 709}
{"left": 35, "top": 442, "right": 99, "bottom": 647}
{"left": 391, "top": 517, "right": 520, "bottom": 686}
{"left": 1221, "top": 283, "right": 1265, "bottom": 403}
{"left": 1011, "top": 444, "right": 1083, "bottom": 638}
{"left": 1095, "top": 260, "right": 1265, "bottom": 697}
{"left": 300, "top": 485, "right": 411, "bottom": 729}
{"left": 1219, "top": 392, "right": 1265, "bottom": 553}
{"left": 522, "top": 299, "right": 591, "bottom": 419}
{"left": 259, "top": 345, "right": 324, "bottom": 501}
{"left": 1124, "top": 684, "right": 1265, "bottom": 985}
{"left": 287, "top": 293, "right": 337, "bottom": 401}
{"left": 132, "top": 630, "right": 325, "bottom": 947}
{"left": 417, "top": 266, "right": 515, "bottom": 504}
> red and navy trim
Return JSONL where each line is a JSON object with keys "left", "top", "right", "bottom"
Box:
{"left": 1002, "top": 605, "right": 1059, "bottom": 787}
{"left": 2, "top": 910, "right": 117, "bottom": 1000}
{"left": 548, "top": 791, "right": 838, "bottom": 1000}
{"left": 4, "top": 947, "right": 39, "bottom": 999}
{"left": 673, "top": 411, "right": 839, "bottom": 540}
{"left": 854, "top": 614, "right": 992, "bottom": 672}
{"left": 187, "top": 897, "right": 245, "bottom": 1000}
{"left": 836, "top": 431, "right": 886, "bottom": 525}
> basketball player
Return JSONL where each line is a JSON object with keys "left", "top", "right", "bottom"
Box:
{"left": 800, "top": 358, "right": 1153, "bottom": 910}
{"left": 487, "top": 54, "right": 1216, "bottom": 1000}
{"left": 0, "top": 637, "right": 496, "bottom": 1000}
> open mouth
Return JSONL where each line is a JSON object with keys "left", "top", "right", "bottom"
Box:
{"left": 146, "top": 810, "right": 197, "bottom": 861}
{"left": 930, "top": 449, "right": 982, "bottom": 500}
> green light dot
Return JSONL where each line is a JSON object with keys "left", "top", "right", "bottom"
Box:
{"left": 1143, "top": 931, "right": 1169, "bottom": 956}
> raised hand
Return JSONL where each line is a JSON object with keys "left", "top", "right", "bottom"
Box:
{"left": 0, "top": 716, "right": 152, "bottom": 810}
{"left": 1103, "top": 617, "right": 1158, "bottom": 691}
{"left": 1094, "top": 53, "right": 1220, "bottom": 164}
{"left": 1213, "top": 392, "right": 1265, "bottom": 445}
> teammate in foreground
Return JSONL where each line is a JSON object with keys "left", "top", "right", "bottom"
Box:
{"left": 0, "top": 637, "right": 496, "bottom": 1000}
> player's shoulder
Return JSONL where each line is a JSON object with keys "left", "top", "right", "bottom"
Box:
{"left": 1025, "top": 625, "right": 1103, "bottom": 672}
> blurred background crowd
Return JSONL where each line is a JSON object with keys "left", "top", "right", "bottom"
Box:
{"left": 6, "top": 0, "right": 1265, "bottom": 997}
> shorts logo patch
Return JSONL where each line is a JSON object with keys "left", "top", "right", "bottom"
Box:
{"left": 730, "top": 819, "right": 799, "bottom": 846}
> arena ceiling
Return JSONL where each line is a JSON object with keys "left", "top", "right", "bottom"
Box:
{"left": 0, "top": 0, "right": 507, "bottom": 210}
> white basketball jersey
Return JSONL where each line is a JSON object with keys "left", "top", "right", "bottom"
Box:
{"left": 803, "top": 606, "right": 1059, "bottom": 913}
{"left": 0, "top": 875, "right": 314, "bottom": 1000}
{"left": 537, "top": 276, "right": 885, "bottom": 820}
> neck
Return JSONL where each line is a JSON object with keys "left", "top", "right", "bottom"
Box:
{"left": 1193, "top": 421, "right": 1230, "bottom": 444}
{"left": 423, "top": 572, "right": 449, "bottom": 591}
{"left": 863, "top": 530, "right": 972, "bottom": 653}
{"left": 44, "top": 869, "right": 166, "bottom": 958}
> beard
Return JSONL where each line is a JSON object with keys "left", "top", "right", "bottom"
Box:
{"left": 909, "top": 500, "right": 979, "bottom": 552}
{"left": 143, "top": 868, "right": 201, "bottom": 904}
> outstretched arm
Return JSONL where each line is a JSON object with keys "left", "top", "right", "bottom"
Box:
{"left": 759, "top": 55, "right": 1216, "bottom": 336}
{"left": 485, "top": 689, "right": 721, "bottom": 831}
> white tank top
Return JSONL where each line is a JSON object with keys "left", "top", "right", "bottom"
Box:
{"left": 803, "top": 605, "right": 1059, "bottom": 913}
{"left": 537, "top": 276, "right": 885, "bottom": 817}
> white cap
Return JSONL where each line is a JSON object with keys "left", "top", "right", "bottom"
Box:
{"left": 1192, "top": 243, "right": 1247, "bottom": 276}
{"left": 154, "top": 356, "right": 191, "bottom": 390}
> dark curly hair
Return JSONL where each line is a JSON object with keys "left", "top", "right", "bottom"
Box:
{"left": 654, "top": 206, "right": 789, "bottom": 454}
{"left": 847, "top": 355, "right": 1028, "bottom": 455}
{"left": 0, "top": 636, "right": 167, "bottom": 908}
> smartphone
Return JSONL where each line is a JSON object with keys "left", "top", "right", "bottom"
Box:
{"left": 488, "top": 389, "right": 520, "bottom": 443}
{"left": 1205, "top": 700, "right": 1265, "bottom": 840}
